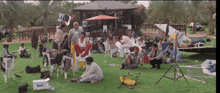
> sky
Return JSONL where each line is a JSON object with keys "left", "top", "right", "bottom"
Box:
{"left": 23, "top": 0, "right": 150, "bottom": 8}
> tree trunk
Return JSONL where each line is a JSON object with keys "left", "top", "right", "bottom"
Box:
{"left": 43, "top": 9, "right": 48, "bottom": 35}
{"left": 8, "top": 27, "right": 13, "bottom": 42}
{"left": 209, "top": 6, "right": 214, "bottom": 35}
{"left": 165, "top": 19, "right": 169, "bottom": 36}
{"left": 193, "top": 21, "right": 196, "bottom": 33}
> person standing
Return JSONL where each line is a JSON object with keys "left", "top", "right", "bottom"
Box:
{"left": 53, "top": 24, "right": 67, "bottom": 50}
{"left": 68, "top": 22, "right": 84, "bottom": 68}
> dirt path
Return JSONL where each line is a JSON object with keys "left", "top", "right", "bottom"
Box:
{"left": 0, "top": 35, "right": 55, "bottom": 45}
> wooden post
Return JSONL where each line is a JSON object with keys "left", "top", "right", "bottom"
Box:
{"left": 79, "top": 11, "right": 83, "bottom": 26}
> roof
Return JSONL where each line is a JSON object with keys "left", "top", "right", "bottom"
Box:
{"left": 73, "top": 1, "right": 137, "bottom": 11}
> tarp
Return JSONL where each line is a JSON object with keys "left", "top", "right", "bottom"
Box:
{"left": 155, "top": 24, "right": 191, "bottom": 41}
{"left": 201, "top": 59, "right": 216, "bottom": 76}
{"left": 189, "top": 38, "right": 205, "bottom": 44}
{"left": 84, "top": 15, "right": 119, "bottom": 21}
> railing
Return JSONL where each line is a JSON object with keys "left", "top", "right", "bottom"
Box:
{"left": 87, "top": 28, "right": 135, "bottom": 38}
{"left": 17, "top": 27, "right": 56, "bottom": 41}
{"left": 141, "top": 24, "right": 159, "bottom": 31}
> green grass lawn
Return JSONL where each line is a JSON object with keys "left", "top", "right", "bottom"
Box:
{"left": 0, "top": 42, "right": 216, "bottom": 93}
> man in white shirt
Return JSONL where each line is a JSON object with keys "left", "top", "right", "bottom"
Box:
{"left": 71, "top": 57, "right": 103, "bottom": 83}
{"left": 157, "top": 39, "right": 162, "bottom": 50}
{"left": 118, "top": 35, "right": 133, "bottom": 58}
{"left": 19, "top": 43, "right": 31, "bottom": 58}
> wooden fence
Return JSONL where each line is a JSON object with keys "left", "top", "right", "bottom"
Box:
{"left": 17, "top": 27, "right": 56, "bottom": 41}
{"left": 170, "top": 24, "right": 187, "bottom": 35}
{"left": 87, "top": 29, "right": 135, "bottom": 38}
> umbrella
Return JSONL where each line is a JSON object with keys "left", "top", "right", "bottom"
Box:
{"left": 84, "top": 15, "right": 119, "bottom": 21}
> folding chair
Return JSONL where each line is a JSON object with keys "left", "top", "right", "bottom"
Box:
{"left": 103, "top": 42, "right": 113, "bottom": 58}
{"left": 57, "top": 55, "right": 75, "bottom": 79}
{"left": 74, "top": 50, "right": 91, "bottom": 72}
{"left": 2, "top": 57, "right": 15, "bottom": 83}
{"left": 42, "top": 52, "right": 55, "bottom": 76}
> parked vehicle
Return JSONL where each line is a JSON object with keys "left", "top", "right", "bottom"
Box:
{"left": 189, "top": 22, "right": 203, "bottom": 31}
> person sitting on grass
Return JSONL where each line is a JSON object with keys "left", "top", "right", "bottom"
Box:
{"left": 120, "top": 47, "right": 146, "bottom": 69}
{"left": 164, "top": 43, "right": 186, "bottom": 64}
{"left": 19, "top": 43, "right": 31, "bottom": 58}
{"left": 2, "top": 44, "right": 17, "bottom": 58}
{"left": 148, "top": 43, "right": 164, "bottom": 69}
{"left": 74, "top": 32, "right": 92, "bottom": 57}
{"left": 71, "top": 57, "right": 103, "bottom": 83}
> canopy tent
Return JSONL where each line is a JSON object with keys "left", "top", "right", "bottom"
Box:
{"left": 72, "top": 1, "right": 136, "bottom": 26}
{"left": 84, "top": 15, "right": 119, "bottom": 21}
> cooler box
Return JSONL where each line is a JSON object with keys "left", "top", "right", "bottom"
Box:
{"left": 33, "top": 78, "right": 50, "bottom": 90}
{"left": 143, "top": 56, "right": 149, "bottom": 63}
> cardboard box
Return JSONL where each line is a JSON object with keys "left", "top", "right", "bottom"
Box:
{"left": 33, "top": 78, "right": 50, "bottom": 90}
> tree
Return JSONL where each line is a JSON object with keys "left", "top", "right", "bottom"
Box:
{"left": 0, "top": 1, "right": 30, "bottom": 41}
{"left": 184, "top": 1, "right": 209, "bottom": 33}
{"left": 132, "top": 4, "right": 147, "bottom": 29}
{"left": 147, "top": 1, "right": 186, "bottom": 36}
{"left": 28, "top": 1, "right": 64, "bottom": 34}
{"left": 200, "top": 1, "right": 216, "bottom": 34}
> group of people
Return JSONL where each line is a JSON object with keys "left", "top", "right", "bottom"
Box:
{"left": 52, "top": 22, "right": 100, "bottom": 83}
{"left": 0, "top": 21, "right": 187, "bottom": 84}
{"left": 100, "top": 34, "right": 187, "bottom": 70}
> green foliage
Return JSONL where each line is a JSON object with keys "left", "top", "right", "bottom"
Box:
{"left": 0, "top": 1, "right": 30, "bottom": 28}
{"left": 147, "top": 1, "right": 185, "bottom": 24}
{"left": 212, "top": 21, "right": 216, "bottom": 30}
{"left": 132, "top": 4, "right": 147, "bottom": 28}
{"left": 138, "top": 28, "right": 143, "bottom": 36}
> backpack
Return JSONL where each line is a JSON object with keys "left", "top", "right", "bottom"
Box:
{"left": 25, "top": 65, "right": 41, "bottom": 73}
{"left": 18, "top": 83, "right": 28, "bottom": 93}
{"left": 41, "top": 69, "right": 50, "bottom": 79}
